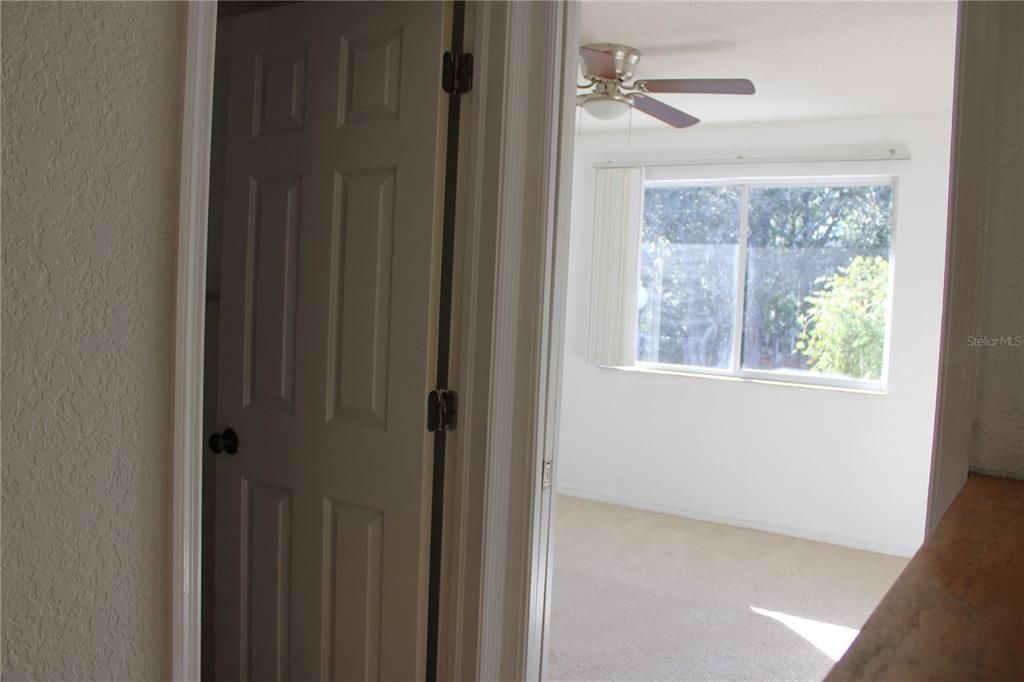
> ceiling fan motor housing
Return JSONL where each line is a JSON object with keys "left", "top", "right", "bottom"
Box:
{"left": 581, "top": 43, "right": 642, "bottom": 81}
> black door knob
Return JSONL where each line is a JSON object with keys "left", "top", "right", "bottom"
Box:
{"left": 209, "top": 428, "right": 240, "bottom": 454}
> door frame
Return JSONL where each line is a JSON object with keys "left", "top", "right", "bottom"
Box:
{"left": 171, "top": 3, "right": 216, "bottom": 680}
{"left": 432, "top": 0, "right": 977, "bottom": 679}
{"left": 431, "top": 2, "right": 580, "bottom": 679}
{"left": 172, "top": 1, "right": 978, "bottom": 680}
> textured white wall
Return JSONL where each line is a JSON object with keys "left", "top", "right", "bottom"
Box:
{"left": 2, "top": 2, "right": 186, "bottom": 678}
{"left": 969, "top": 1, "right": 1024, "bottom": 479}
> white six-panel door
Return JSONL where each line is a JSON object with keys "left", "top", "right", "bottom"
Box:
{"left": 213, "top": 3, "right": 445, "bottom": 679}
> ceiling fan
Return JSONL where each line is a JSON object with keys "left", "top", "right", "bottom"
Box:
{"left": 577, "top": 43, "right": 756, "bottom": 129}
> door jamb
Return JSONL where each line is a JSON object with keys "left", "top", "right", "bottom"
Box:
{"left": 171, "top": 2, "right": 217, "bottom": 680}
{"left": 924, "top": 0, "right": 994, "bottom": 531}
{"left": 454, "top": 2, "right": 977, "bottom": 681}
{"left": 173, "top": 1, "right": 981, "bottom": 680}
{"left": 435, "top": 1, "right": 579, "bottom": 679}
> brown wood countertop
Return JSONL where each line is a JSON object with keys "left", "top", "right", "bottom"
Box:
{"left": 826, "top": 474, "right": 1024, "bottom": 681}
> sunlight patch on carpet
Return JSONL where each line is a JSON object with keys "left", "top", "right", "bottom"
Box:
{"left": 750, "top": 606, "right": 859, "bottom": 661}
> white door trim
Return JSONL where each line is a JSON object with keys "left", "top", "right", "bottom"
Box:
{"left": 925, "top": 0, "right": 991, "bottom": 532}
{"left": 444, "top": 2, "right": 974, "bottom": 681}
{"left": 434, "top": 2, "right": 579, "bottom": 679}
{"left": 171, "top": 3, "right": 217, "bottom": 680}
{"left": 172, "top": 1, "right": 975, "bottom": 680}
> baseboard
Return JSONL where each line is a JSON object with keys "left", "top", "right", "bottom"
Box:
{"left": 557, "top": 484, "right": 918, "bottom": 558}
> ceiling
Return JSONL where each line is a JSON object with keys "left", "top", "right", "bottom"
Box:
{"left": 577, "top": 1, "right": 957, "bottom": 132}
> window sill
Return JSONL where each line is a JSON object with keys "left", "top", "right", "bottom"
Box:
{"left": 603, "top": 362, "right": 888, "bottom": 395}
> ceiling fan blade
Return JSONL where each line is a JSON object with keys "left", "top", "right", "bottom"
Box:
{"left": 635, "top": 78, "right": 756, "bottom": 95}
{"left": 580, "top": 46, "right": 617, "bottom": 80}
{"left": 632, "top": 95, "right": 700, "bottom": 129}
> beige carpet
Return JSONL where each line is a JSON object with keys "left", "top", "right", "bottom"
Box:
{"left": 546, "top": 496, "right": 907, "bottom": 682}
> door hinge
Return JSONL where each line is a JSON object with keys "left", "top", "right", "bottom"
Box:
{"left": 442, "top": 51, "right": 473, "bottom": 95}
{"left": 427, "top": 389, "right": 459, "bottom": 432}
{"left": 542, "top": 461, "right": 553, "bottom": 489}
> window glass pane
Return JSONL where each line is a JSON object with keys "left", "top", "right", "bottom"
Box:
{"left": 742, "top": 185, "right": 893, "bottom": 380}
{"left": 638, "top": 185, "right": 741, "bottom": 368}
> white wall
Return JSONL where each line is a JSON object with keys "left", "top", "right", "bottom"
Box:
{"left": 558, "top": 115, "right": 953, "bottom": 557}
{"left": 2, "top": 3, "right": 186, "bottom": 677}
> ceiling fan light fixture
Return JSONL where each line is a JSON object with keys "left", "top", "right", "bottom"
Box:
{"left": 579, "top": 92, "right": 633, "bottom": 120}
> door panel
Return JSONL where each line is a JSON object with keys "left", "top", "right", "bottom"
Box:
{"left": 214, "top": 3, "right": 445, "bottom": 680}
{"left": 244, "top": 175, "right": 301, "bottom": 413}
{"left": 343, "top": 31, "right": 403, "bottom": 123}
{"left": 241, "top": 479, "right": 292, "bottom": 682}
{"left": 254, "top": 49, "right": 308, "bottom": 135}
{"left": 327, "top": 169, "right": 396, "bottom": 427}
{"left": 321, "top": 499, "right": 384, "bottom": 682}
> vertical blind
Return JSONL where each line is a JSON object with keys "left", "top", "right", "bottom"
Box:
{"left": 587, "top": 166, "right": 643, "bottom": 367}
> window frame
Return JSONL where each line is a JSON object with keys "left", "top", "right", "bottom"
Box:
{"left": 637, "top": 172, "right": 899, "bottom": 392}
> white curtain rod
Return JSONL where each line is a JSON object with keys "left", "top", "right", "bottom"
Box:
{"left": 594, "top": 145, "right": 911, "bottom": 169}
